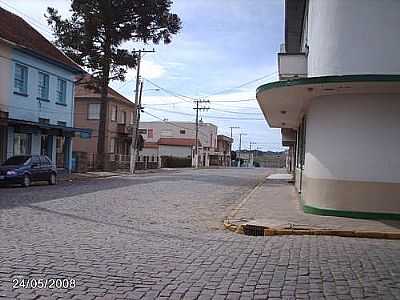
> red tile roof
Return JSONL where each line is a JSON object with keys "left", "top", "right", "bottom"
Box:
{"left": 0, "top": 7, "right": 82, "bottom": 72}
{"left": 158, "top": 138, "right": 200, "bottom": 147}
{"left": 75, "top": 75, "right": 135, "bottom": 107}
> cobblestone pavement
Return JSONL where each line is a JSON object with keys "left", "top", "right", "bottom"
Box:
{"left": 0, "top": 168, "right": 399, "bottom": 299}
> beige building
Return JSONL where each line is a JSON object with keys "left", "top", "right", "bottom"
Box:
{"left": 257, "top": 0, "right": 400, "bottom": 219}
{"left": 139, "top": 121, "right": 218, "bottom": 167}
{"left": 73, "top": 78, "right": 135, "bottom": 168}
{"left": 209, "top": 135, "right": 233, "bottom": 167}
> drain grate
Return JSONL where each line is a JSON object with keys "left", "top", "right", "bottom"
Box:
{"left": 243, "top": 224, "right": 265, "bottom": 236}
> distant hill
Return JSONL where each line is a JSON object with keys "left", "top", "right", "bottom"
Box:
{"left": 234, "top": 149, "right": 287, "bottom": 168}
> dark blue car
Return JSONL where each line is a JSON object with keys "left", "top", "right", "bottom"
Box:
{"left": 0, "top": 155, "right": 57, "bottom": 187}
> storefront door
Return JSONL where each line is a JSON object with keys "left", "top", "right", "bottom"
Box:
{"left": 56, "top": 136, "right": 65, "bottom": 169}
{"left": 40, "top": 134, "right": 53, "bottom": 159}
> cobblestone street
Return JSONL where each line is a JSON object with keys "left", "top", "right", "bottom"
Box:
{"left": 0, "top": 168, "right": 399, "bottom": 299}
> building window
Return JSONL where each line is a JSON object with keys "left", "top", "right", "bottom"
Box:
{"left": 180, "top": 129, "right": 186, "bottom": 135}
{"left": 148, "top": 128, "right": 154, "bottom": 138}
{"left": 39, "top": 118, "right": 50, "bottom": 124}
{"left": 121, "top": 111, "right": 127, "bottom": 124}
{"left": 38, "top": 72, "right": 49, "bottom": 100}
{"left": 56, "top": 78, "right": 67, "bottom": 104}
{"left": 56, "top": 136, "right": 65, "bottom": 168}
{"left": 13, "top": 133, "right": 31, "bottom": 155}
{"left": 88, "top": 103, "right": 100, "bottom": 120}
{"left": 109, "top": 138, "right": 115, "bottom": 153}
{"left": 111, "top": 105, "right": 117, "bottom": 121}
{"left": 130, "top": 111, "right": 134, "bottom": 124}
{"left": 14, "top": 64, "right": 28, "bottom": 95}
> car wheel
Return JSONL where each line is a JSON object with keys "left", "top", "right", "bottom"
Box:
{"left": 49, "top": 173, "right": 57, "bottom": 185}
{"left": 22, "top": 174, "right": 31, "bottom": 187}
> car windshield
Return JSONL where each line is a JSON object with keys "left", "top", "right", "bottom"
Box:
{"left": 2, "top": 156, "right": 30, "bottom": 166}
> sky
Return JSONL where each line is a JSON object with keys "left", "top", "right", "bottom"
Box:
{"left": 0, "top": 0, "right": 285, "bottom": 152}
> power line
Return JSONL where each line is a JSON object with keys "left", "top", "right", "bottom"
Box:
{"left": 146, "top": 106, "right": 265, "bottom": 121}
{"left": 141, "top": 110, "right": 209, "bottom": 138}
{"left": 209, "top": 108, "right": 262, "bottom": 115}
{"left": 0, "top": 0, "right": 54, "bottom": 36}
{"left": 143, "top": 78, "right": 195, "bottom": 103}
{"left": 210, "top": 98, "right": 257, "bottom": 103}
{"left": 145, "top": 101, "right": 188, "bottom": 106}
{"left": 208, "top": 72, "right": 277, "bottom": 96}
{"left": 193, "top": 99, "right": 210, "bottom": 168}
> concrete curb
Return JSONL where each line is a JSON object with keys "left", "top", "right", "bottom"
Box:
{"left": 223, "top": 220, "right": 400, "bottom": 240}
{"left": 59, "top": 173, "right": 124, "bottom": 182}
{"left": 224, "top": 175, "right": 400, "bottom": 240}
{"left": 59, "top": 169, "right": 182, "bottom": 182}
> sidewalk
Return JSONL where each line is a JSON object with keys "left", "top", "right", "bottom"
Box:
{"left": 225, "top": 173, "right": 400, "bottom": 239}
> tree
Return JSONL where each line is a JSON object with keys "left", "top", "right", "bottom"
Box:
{"left": 46, "top": 0, "right": 181, "bottom": 168}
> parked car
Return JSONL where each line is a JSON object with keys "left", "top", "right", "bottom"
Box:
{"left": 0, "top": 155, "right": 57, "bottom": 187}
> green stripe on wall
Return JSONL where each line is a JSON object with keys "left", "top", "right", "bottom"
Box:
{"left": 300, "top": 194, "right": 400, "bottom": 220}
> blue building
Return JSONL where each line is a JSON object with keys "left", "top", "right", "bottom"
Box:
{"left": 0, "top": 7, "right": 89, "bottom": 172}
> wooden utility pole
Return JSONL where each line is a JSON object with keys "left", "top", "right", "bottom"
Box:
{"left": 229, "top": 126, "right": 239, "bottom": 167}
{"left": 130, "top": 49, "right": 155, "bottom": 174}
{"left": 249, "top": 142, "right": 256, "bottom": 167}
{"left": 238, "top": 133, "right": 247, "bottom": 167}
{"left": 193, "top": 99, "right": 209, "bottom": 168}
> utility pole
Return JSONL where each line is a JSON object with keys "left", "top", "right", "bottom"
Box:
{"left": 229, "top": 126, "right": 240, "bottom": 139}
{"left": 238, "top": 133, "right": 247, "bottom": 167}
{"left": 229, "top": 126, "right": 239, "bottom": 167}
{"left": 133, "top": 80, "right": 144, "bottom": 164}
{"left": 249, "top": 142, "right": 256, "bottom": 167}
{"left": 130, "top": 49, "right": 155, "bottom": 174}
{"left": 193, "top": 99, "right": 210, "bottom": 168}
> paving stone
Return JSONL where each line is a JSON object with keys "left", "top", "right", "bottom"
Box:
{"left": 0, "top": 168, "right": 399, "bottom": 299}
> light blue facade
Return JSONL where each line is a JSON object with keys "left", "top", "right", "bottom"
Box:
{"left": 8, "top": 49, "right": 75, "bottom": 126}
{"left": 6, "top": 49, "right": 78, "bottom": 172}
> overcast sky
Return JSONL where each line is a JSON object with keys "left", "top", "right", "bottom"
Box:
{"left": 0, "top": 0, "right": 285, "bottom": 151}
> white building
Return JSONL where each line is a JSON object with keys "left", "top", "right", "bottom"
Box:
{"left": 257, "top": 0, "right": 400, "bottom": 219}
{"left": 139, "top": 121, "right": 218, "bottom": 167}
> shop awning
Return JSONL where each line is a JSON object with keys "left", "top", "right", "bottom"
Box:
{"left": 8, "top": 119, "right": 92, "bottom": 138}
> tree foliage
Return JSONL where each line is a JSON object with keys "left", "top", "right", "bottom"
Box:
{"left": 46, "top": 0, "right": 181, "bottom": 86}
{"left": 46, "top": 0, "right": 181, "bottom": 163}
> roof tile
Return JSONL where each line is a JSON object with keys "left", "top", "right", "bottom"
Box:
{"left": 0, "top": 6, "right": 81, "bottom": 71}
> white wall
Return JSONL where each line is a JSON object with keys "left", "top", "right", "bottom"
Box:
{"left": 278, "top": 54, "right": 307, "bottom": 79}
{"left": 140, "top": 121, "right": 218, "bottom": 149}
{"left": 305, "top": 93, "right": 400, "bottom": 183}
{"left": 307, "top": 0, "right": 400, "bottom": 77}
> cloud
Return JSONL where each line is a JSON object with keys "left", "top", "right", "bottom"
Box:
{"left": 124, "top": 59, "right": 167, "bottom": 80}
{"left": 141, "top": 60, "right": 167, "bottom": 79}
